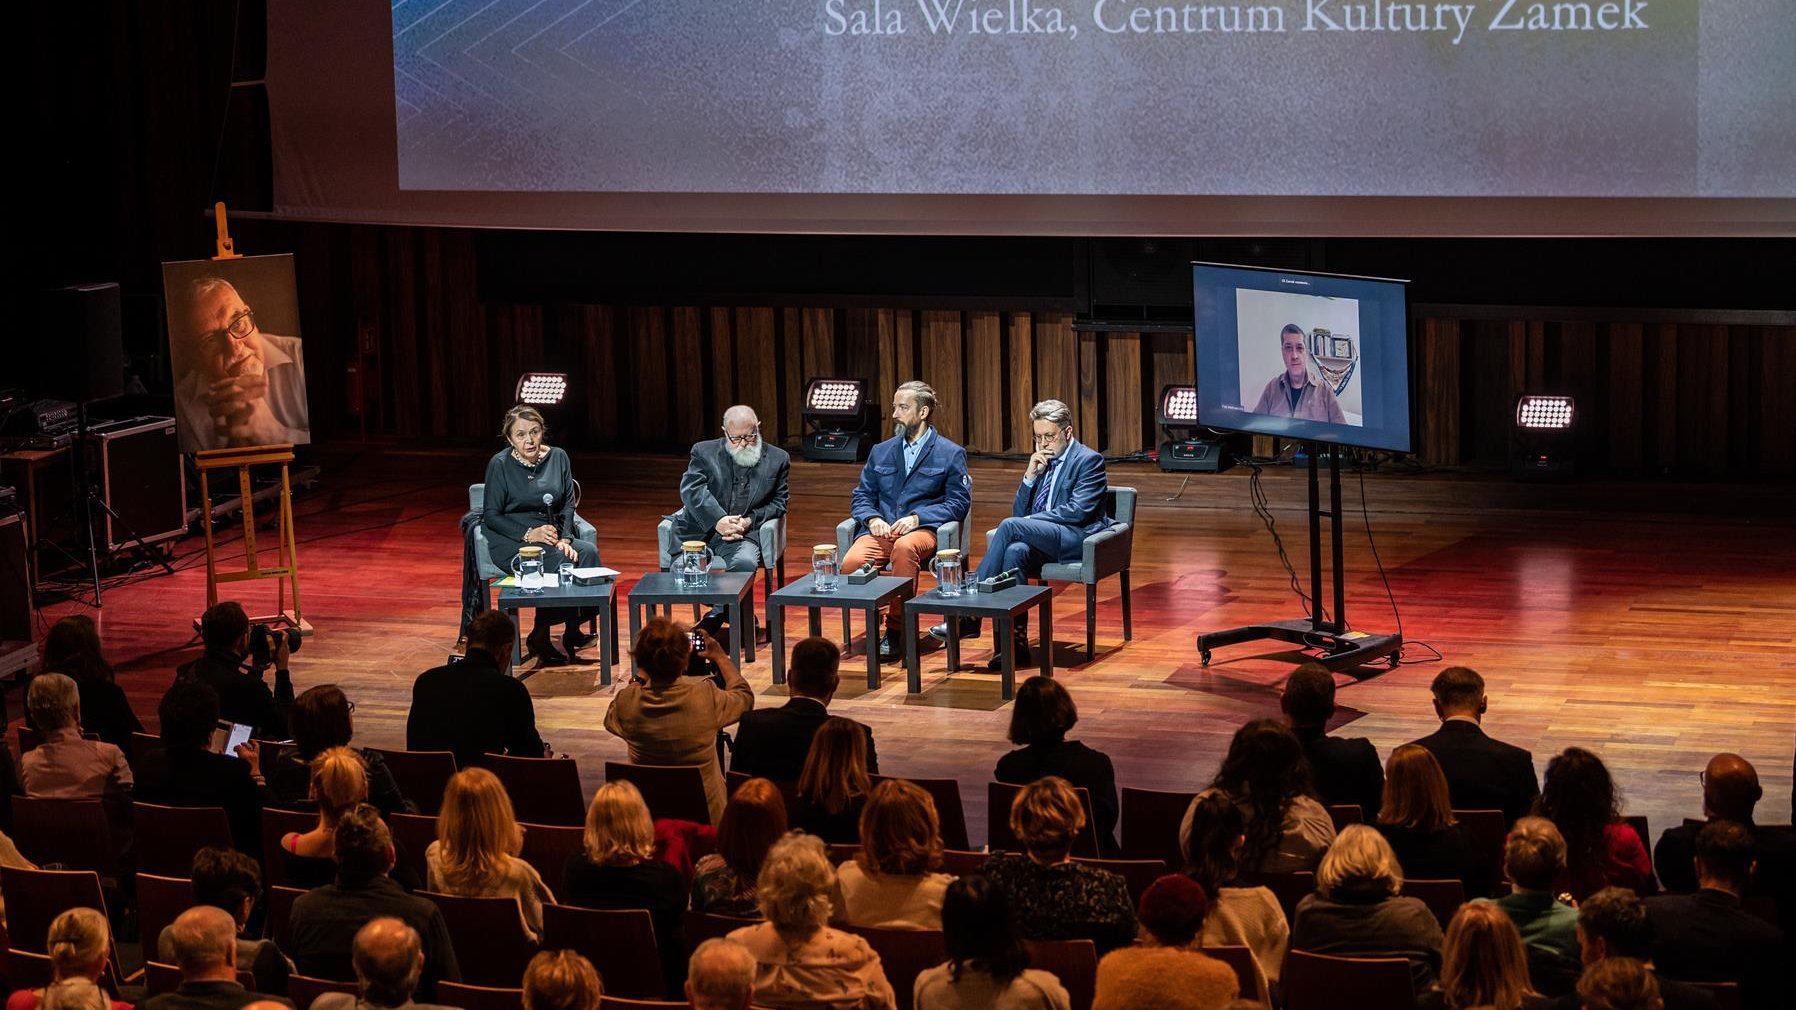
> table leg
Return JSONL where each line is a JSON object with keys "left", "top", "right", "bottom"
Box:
{"left": 945, "top": 614, "right": 960, "bottom": 674}
{"left": 1039, "top": 598, "right": 1053, "bottom": 679}
{"left": 864, "top": 605, "right": 879, "bottom": 689}
{"left": 999, "top": 614, "right": 1016, "bottom": 700}
{"left": 598, "top": 597, "right": 615, "bottom": 687}
{"left": 743, "top": 586, "right": 757, "bottom": 663}
{"left": 771, "top": 602, "right": 787, "bottom": 685}
{"left": 905, "top": 608, "right": 922, "bottom": 694}
{"left": 728, "top": 598, "right": 744, "bottom": 669}
{"left": 627, "top": 602, "right": 643, "bottom": 679}
{"left": 507, "top": 606, "right": 522, "bottom": 667}
{"left": 807, "top": 608, "right": 823, "bottom": 639}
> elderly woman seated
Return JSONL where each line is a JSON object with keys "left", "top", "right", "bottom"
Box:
{"left": 1290, "top": 823, "right": 1445, "bottom": 991}
{"left": 726, "top": 832, "right": 897, "bottom": 1010}
{"left": 18, "top": 673, "right": 132, "bottom": 802}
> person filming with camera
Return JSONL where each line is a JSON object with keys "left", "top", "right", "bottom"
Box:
{"left": 177, "top": 601, "right": 298, "bottom": 742}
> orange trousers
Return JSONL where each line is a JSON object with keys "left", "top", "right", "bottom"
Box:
{"left": 842, "top": 529, "right": 938, "bottom": 624}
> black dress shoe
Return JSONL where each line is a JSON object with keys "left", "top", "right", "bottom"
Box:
{"left": 527, "top": 626, "right": 565, "bottom": 665}
{"left": 986, "top": 636, "right": 1033, "bottom": 671}
{"left": 563, "top": 627, "right": 595, "bottom": 656}
{"left": 695, "top": 608, "right": 728, "bottom": 639}
{"left": 927, "top": 617, "right": 981, "bottom": 643}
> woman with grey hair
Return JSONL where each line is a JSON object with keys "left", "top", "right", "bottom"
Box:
{"left": 10, "top": 907, "right": 129, "bottom": 1010}
{"left": 18, "top": 673, "right": 133, "bottom": 802}
{"left": 725, "top": 832, "right": 896, "bottom": 1010}
{"left": 1289, "top": 824, "right": 1443, "bottom": 990}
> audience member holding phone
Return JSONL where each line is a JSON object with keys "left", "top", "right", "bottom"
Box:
{"left": 135, "top": 679, "right": 280, "bottom": 855}
{"left": 605, "top": 618, "right": 755, "bottom": 825}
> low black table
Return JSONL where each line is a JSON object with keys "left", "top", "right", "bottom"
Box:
{"left": 903, "top": 583, "right": 1052, "bottom": 699}
{"left": 626, "top": 571, "right": 756, "bottom": 675}
{"left": 768, "top": 575, "right": 914, "bottom": 689}
{"left": 497, "top": 579, "right": 619, "bottom": 685}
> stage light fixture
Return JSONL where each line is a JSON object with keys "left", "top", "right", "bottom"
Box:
{"left": 1511, "top": 393, "right": 1578, "bottom": 479}
{"left": 800, "top": 377, "right": 873, "bottom": 462}
{"left": 1156, "top": 384, "right": 1232, "bottom": 473}
{"left": 515, "top": 372, "right": 569, "bottom": 406}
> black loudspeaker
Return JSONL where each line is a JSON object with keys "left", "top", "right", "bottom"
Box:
{"left": 0, "top": 511, "right": 29, "bottom": 643}
{"left": 87, "top": 417, "right": 186, "bottom": 552}
{"left": 37, "top": 283, "right": 124, "bottom": 403}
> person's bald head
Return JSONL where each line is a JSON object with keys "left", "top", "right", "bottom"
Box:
{"left": 1702, "top": 753, "right": 1761, "bottom": 822}
{"left": 722, "top": 405, "right": 759, "bottom": 429}
{"left": 169, "top": 905, "right": 239, "bottom": 977}
{"left": 352, "top": 917, "right": 424, "bottom": 1008}
{"left": 685, "top": 939, "right": 756, "bottom": 1010}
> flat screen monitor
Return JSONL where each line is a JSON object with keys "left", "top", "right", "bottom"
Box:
{"left": 1192, "top": 263, "right": 1411, "bottom": 454}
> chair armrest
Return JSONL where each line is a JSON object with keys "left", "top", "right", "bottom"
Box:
{"left": 937, "top": 520, "right": 961, "bottom": 553}
{"left": 835, "top": 517, "right": 857, "bottom": 559}
{"left": 573, "top": 513, "right": 597, "bottom": 544}
{"left": 1083, "top": 522, "right": 1133, "bottom": 580}
{"left": 656, "top": 518, "right": 675, "bottom": 570}
{"left": 472, "top": 525, "right": 505, "bottom": 581}
{"left": 757, "top": 515, "right": 787, "bottom": 562}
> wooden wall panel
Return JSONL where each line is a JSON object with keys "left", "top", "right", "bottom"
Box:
{"left": 1607, "top": 323, "right": 1644, "bottom": 470}
{"left": 385, "top": 232, "right": 421, "bottom": 438}
{"left": 708, "top": 307, "right": 736, "bottom": 422}
{"left": 1650, "top": 324, "right": 1679, "bottom": 472}
{"left": 627, "top": 307, "right": 670, "bottom": 447}
{"left": 1416, "top": 318, "right": 1460, "bottom": 466}
{"left": 1077, "top": 332, "right": 1101, "bottom": 440}
{"left": 1104, "top": 332, "right": 1144, "bottom": 454}
{"left": 965, "top": 311, "right": 1002, "bottom": 453}
{"left": 735, "top": 308, "right": 778, "bottom": 443}
{"left": 1761, "top": 327, "right": 1796, "bottom": 475}
{"left": 670, "top": 307, "right": 706, "bottom": 444}
{"left": 571, "top": 305, "right": 619, "bottom": 444}
{"left": 1034, "top": 314, "right": 1077, "bottom": 413}
{"left": 920, "top": 311, "right": 965, "bottom": 444}
{"left": 1006, "top": 313, "right": 1036, "bottom": 453}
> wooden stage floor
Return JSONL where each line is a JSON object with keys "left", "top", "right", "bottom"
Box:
{"left": 30, "top": 443, "right": 1796, "bottom": 844}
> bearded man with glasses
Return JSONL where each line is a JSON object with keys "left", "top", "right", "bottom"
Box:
{"left": 173, "top": 276, "right": 311, "bottom": 452}
{"left": 671, "top": 404, "right": 791, "bottom": 635}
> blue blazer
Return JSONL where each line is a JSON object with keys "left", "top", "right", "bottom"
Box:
{"left": 1011, "top": 438, "right": 1114, "bottom": 538}
{"left": 850, "top": 429, "right": 971, "bottom": 538}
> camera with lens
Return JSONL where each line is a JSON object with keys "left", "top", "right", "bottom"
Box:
{"left": 249, "top": 623, "right": 302, "bottom": 668}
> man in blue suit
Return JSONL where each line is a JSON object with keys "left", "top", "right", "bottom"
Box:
{"left": 844, "top": 380, "right": 972, "bottom": 661}
{"left": 931, "top": 398, "right": 1112, "bottom": 665}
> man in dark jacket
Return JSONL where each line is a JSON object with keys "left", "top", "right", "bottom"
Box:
{"left": 1645, "top": 821, "right": 1787, "bottom": 1010}
{"left": 730, "top": 637, "right": 877, "bottom": 782}
{"left": 176, "top": 600, "right": 294, "bottom": 741}
{"left": 1653, "top": 752, "right": 1796, "bottom": 938}
{"left": 1404, "top": 666, "right": 1538, "bottom": 824}
{"left": 406, "top": 611, "right": 545, "bottom": 769}
{"left": 1281, "top": 662, "right": 1383, "bottom": 818}
{"left": 289, "top": 805, "right": 460, "bottom": 998}
{"left": 134, "top": 679, "right": 278, "bottom": 854}
{"left": 146, "top": 905, "right": 292, "bottom": 1010}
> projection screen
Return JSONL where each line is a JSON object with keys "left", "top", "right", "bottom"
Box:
{"left": 267, "top": 0, "right": 1796, "bottom": 235}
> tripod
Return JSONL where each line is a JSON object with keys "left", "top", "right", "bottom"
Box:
{"left": 1196, "top": 441, "right": 1401, "bottom": 672}
{"left": 67, "top": 402, "right": 175, "bottom": 606}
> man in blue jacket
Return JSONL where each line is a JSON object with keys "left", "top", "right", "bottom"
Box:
{"left": 931, "top": 398, "right": 1112, "bottom": 665}
{"left": 844, "top": 380, "right": 972, "bottom": 661}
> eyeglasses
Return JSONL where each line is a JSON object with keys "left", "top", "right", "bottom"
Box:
{"left": 345, "top": 700, "right": 356, "bottom": 715}
{"left": 207, "top": 308, "right": 256, "bottom": 345}
{"left": 1033, "top": 431, "right": 1066, "bottom": 445}
{"left": 724, "top": 426, "right": 761, "bottom": 447}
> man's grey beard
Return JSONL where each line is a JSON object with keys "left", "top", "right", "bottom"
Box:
{"left": 727, "top": 440, "right": 763, "bottom": 468}
{"left": 894, "top": 420, "right": 923, "bottom": 441}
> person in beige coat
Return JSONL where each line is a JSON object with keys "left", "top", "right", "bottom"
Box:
{"left": 605, "top": 618, "right": 755, "bottom": 824}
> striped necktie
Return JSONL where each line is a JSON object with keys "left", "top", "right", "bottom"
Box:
{"left": 1031, "top": 459, "right": 1058, "bottom": 512}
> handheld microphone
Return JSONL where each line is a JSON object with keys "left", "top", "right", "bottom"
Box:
{"left": 542, "top": 493, "right": 554, "bottom": 507}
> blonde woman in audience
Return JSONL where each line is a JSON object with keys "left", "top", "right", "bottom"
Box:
{"left": 791, "top": 717, "right": 873, "bottom": 845}
{"left": 280, "top": 746, "right": 369, "bottom": 888}
{"left": 5, "top": 907, "right": 130, "bottom": 1010}
{"left": 914, "top": 875, "right": 1069, "bottom": 1010}
{"left": 561, "top": 780, "right": 687, "bottom": 992}
{"left": 1179, "top": 719, "right": 1334, "bottom": 876}
{"left": 726, "top": 832, "right": 897, "bottom": 1010}
{"left": 522, "top": 950, "right": 603, "bottom": 1010}
{"left": 693, "top": 777, "right": 788, "bottom": 917}
{"left": 1092, "top": 874, "right": 1238, "bottom": 1010}
{"left": 1181, "top": 792, "right": 1289, "bottom": 997}
{"left": 427, "top": 766, "right": 555, "bottom": 941}
{"left": 1419, "top": 902, "right": 1542, "bottom": 1010}
{"left": 835, "top": 778, "right": 955, "bottom": 929}
{"left": 980, "top": 777, "right": 1137, "bottom": 955}
{"left": 1290, "top": 823, "right": 1444, "bottom": 990}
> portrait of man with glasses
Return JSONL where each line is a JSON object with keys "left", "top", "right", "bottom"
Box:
{"left": 670, "top": 404, "right": 790, "bottom": 635}
{"left": 167, "top": 260, "right": 312, "bottom": 453}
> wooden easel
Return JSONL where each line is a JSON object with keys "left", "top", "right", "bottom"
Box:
{"left": 190, "top": 204, "right": 310, "bottom": 635}
{"left": 194, "top": 444, "right": 309, "bottom": 635}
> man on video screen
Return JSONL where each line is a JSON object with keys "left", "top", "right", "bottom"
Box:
{"left": 1251, "top": 323, "right": 1347, "bottom": 423}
